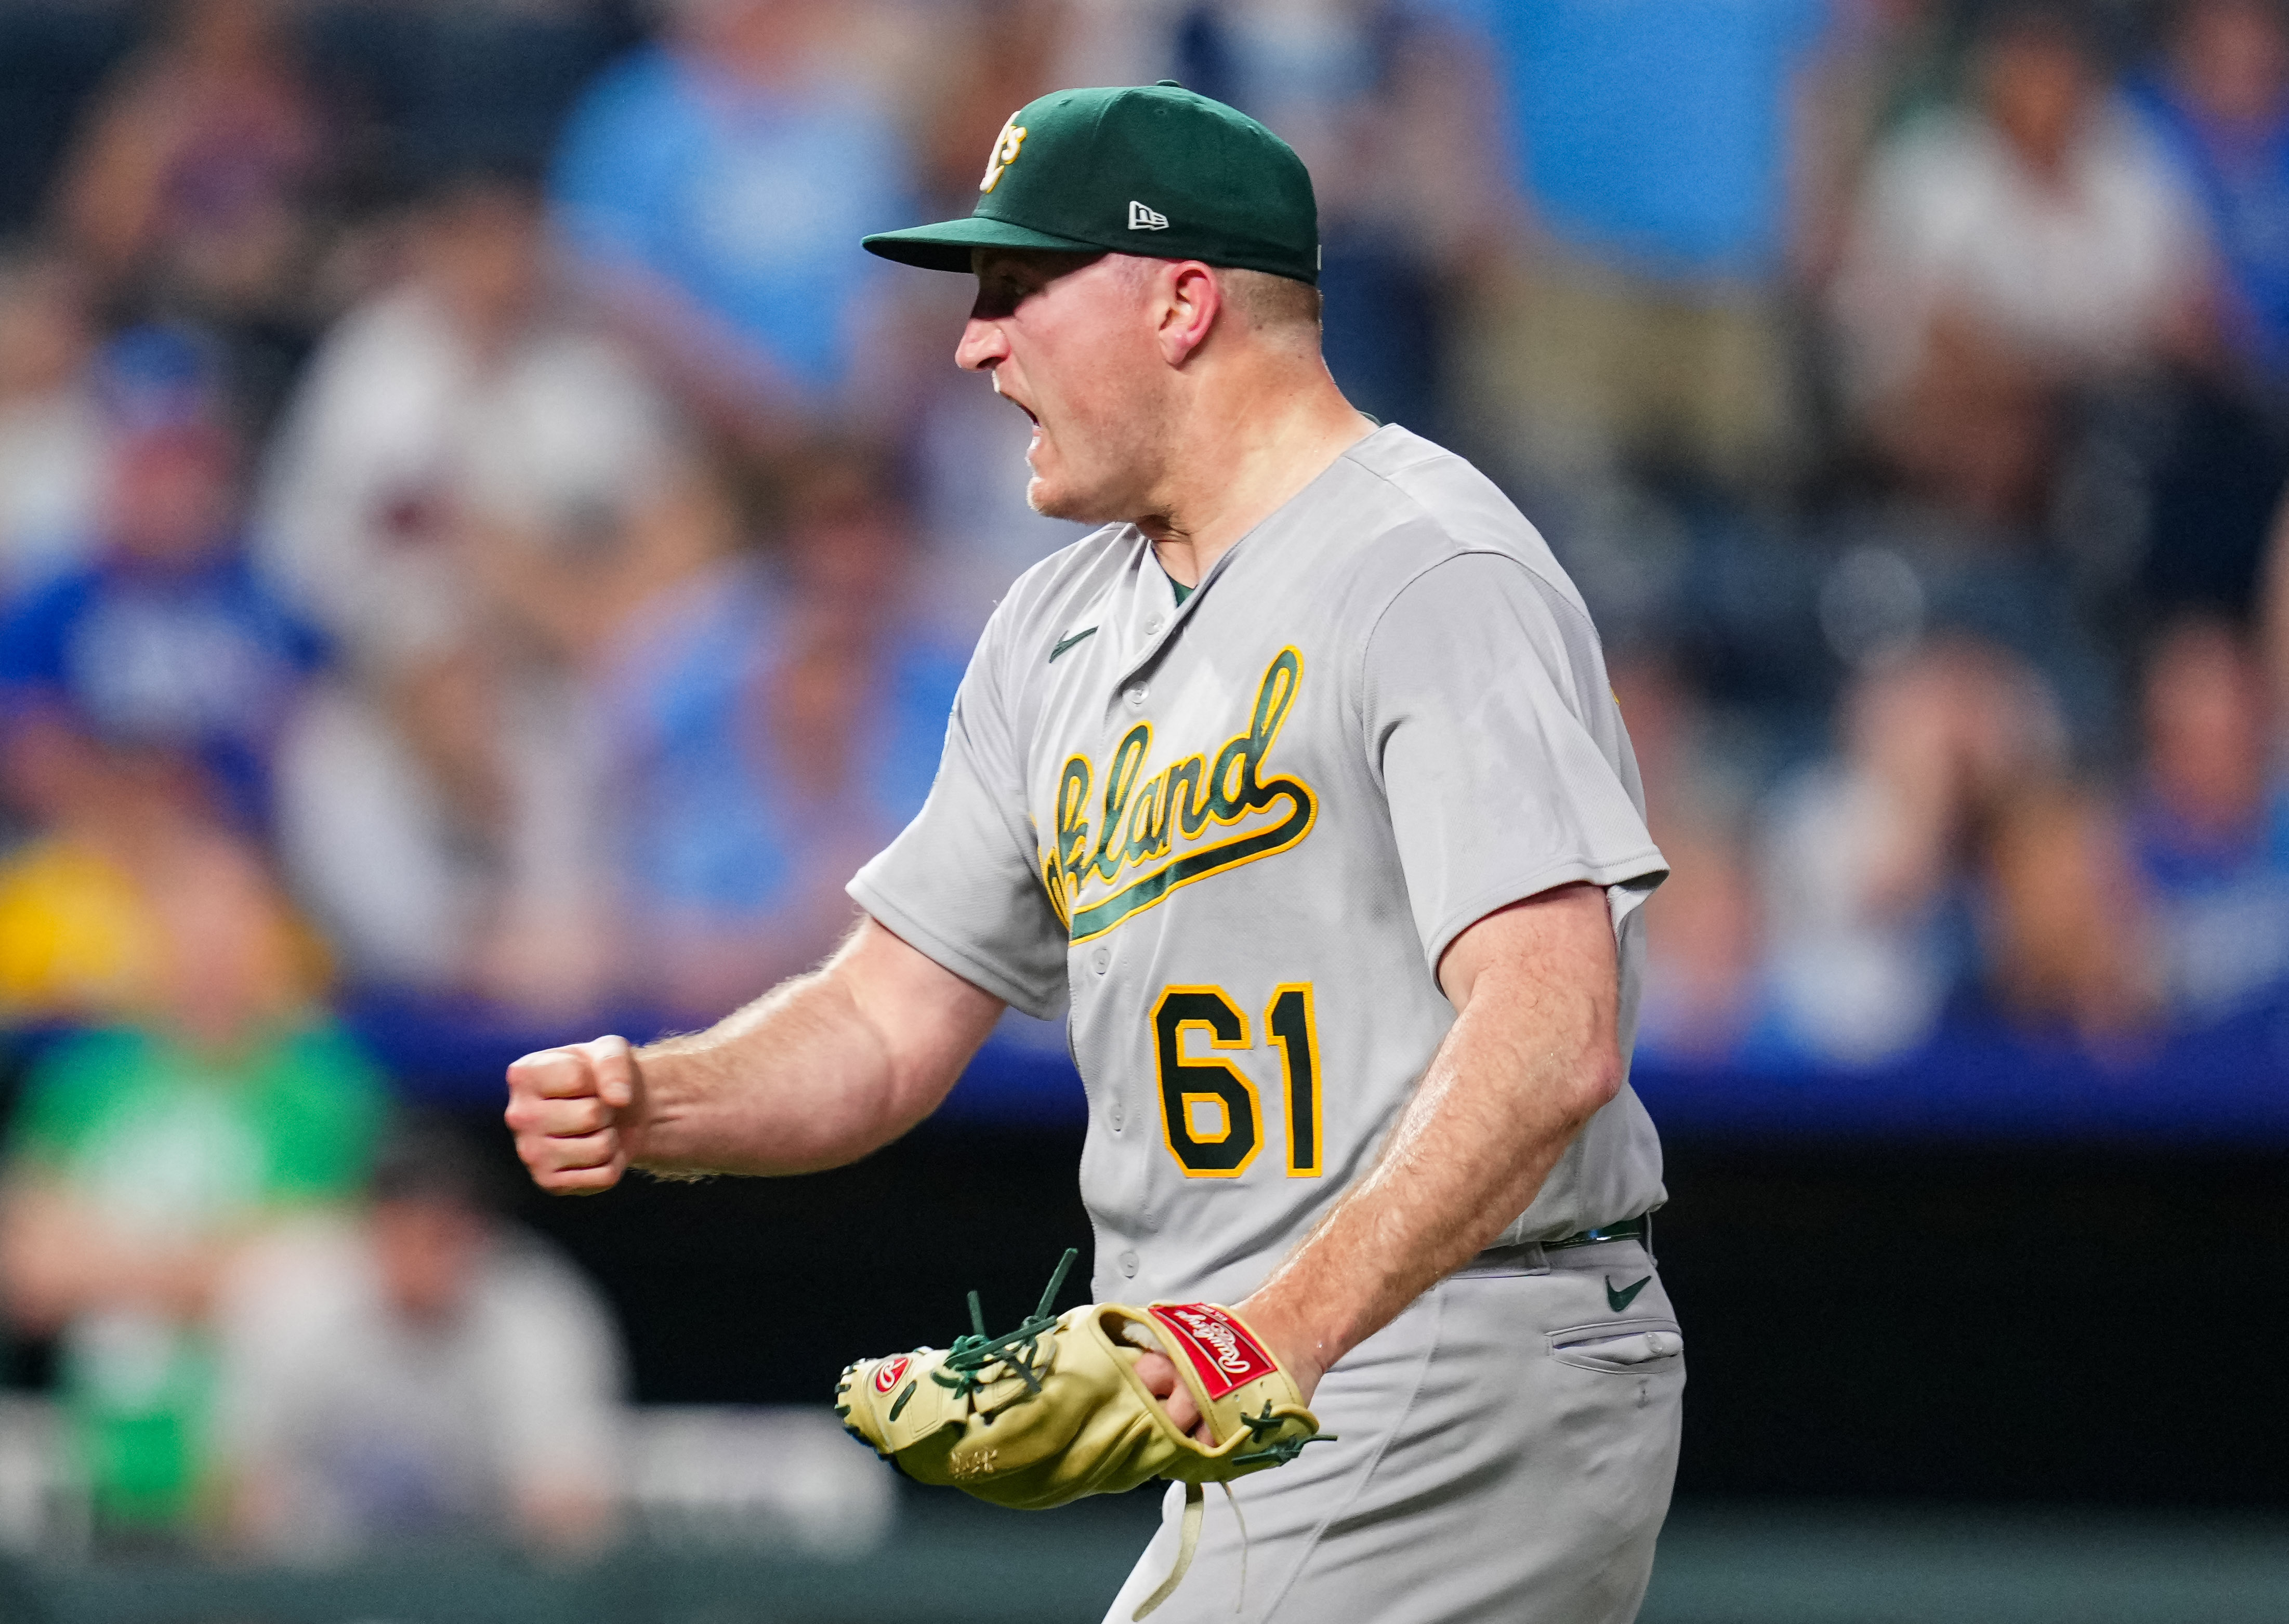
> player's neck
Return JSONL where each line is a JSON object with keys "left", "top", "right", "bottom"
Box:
{"left": 1138, "top": 359, "right": 1371, "bottom": 587}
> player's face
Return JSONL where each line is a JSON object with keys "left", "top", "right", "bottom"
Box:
{"left": 958, "top": 250, "right": 1172, "bottom": 522}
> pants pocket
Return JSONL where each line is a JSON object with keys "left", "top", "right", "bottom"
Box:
{"left": 1547, "top": 1318, "right": 1685, "bottom": 1375}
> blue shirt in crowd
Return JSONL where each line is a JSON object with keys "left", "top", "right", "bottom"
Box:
{"left": 610, "top": 569, "right": 961, "bottom": 926}
{"left": 550, "top": 44, "right": 913, "bottom": 398}
{"left": 2135, "top": 80, "right": 2289, "bottom": 380}
{"left": 1430, "top": 0, "right": 1826, "bottom": 279}
{"left": 2131, "top": 785, "right": 2289, "bottom": 1022}
{"left": 0, "top": 548, "right": 326, "bottom": 828}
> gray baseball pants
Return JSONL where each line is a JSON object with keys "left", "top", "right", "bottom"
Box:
{"left": 1102, "top": 1237, "right": 1684, "bottom": 1623}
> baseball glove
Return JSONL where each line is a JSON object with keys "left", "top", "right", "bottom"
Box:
{"left": 835, "top": 1250, "right": 1325, "bottom": 1616}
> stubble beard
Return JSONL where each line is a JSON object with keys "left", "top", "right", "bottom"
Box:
{"left": 1021, "top": 395, "right": 1167, "bottom": 527}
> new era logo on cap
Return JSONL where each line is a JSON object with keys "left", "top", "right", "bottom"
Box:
{"left": 1128, "top": 200, "right": 1168, "bottom": 231}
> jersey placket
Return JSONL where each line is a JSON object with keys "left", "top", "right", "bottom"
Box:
{"left": 1073, "top": 538, "right": 1227, "bottom": 1226}
{"left": 1103, "top": 532, "right": 1239, "bottom": 711}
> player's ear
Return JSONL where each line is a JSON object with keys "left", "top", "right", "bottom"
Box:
{"left": 1155, "top": 261, "right": 1221, "bottom": 366}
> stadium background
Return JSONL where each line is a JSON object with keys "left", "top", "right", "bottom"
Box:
{"left": 0, "top": 0, "right": 2284, "bottom": 1618}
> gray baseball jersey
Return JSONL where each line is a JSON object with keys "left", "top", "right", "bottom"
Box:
{"left": 850, "top": 425, "right": 1668, "bottom": 1308}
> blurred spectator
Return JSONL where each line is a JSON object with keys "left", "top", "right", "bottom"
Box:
{"left": 1449, "top": 0, "right": 1826, "bottom": 495}
{"left": 1608, "top": 650, "right": 1766, "bottom": 837}
{"left": 0, "top": 3, "right": 140, "bottom": 236}
{"left": 1758, "top": 637, "right": 2067, "bottom": 1063}
{"left": 258, "top": 174, "right": 687, "bottom": 1002}
{"left": 0, "top": 830, "right": 382, "bottom": 1542}
{"left": 0, "top": 253, "right": 105, "bottom": 599}
{"left": 1616, "top": 654, "right": 1779, "bottom": 1062}
{"left": 0, "top": 732, "right": 194, "bottom": 1028}
{"left": 1638, "top": 823, "right": 1776, "bottom": 1064}
{"left": 2094, "top": 2, "right": 2289, "bottom": 633}
{"left": 897, "top": 1, "right": 1138, "bottom": 632}
{"left": 1173, "top": 1, "right": 1485, "bottom": 433}
{"left": 1792, "top": 0, "right": 1959, "bottom": 292}
{"left": 907, "top": 0, "right": 1077, "bottom": 214}
{"left": 215, "top": 1116, "right": 624, "bottom": 1560}
{"left": 2127, "top": 615, "right": 2289, "bottom": 1021}
{"left": 549, "top": 0, "right": 917, "bottom": 451}
{"left": 2137, "top": 0, "right": 2289, "bottom": 392}
{"left": 461, "top": 443, "right": 731, "bottom": 1015}
{"left": 301, "top": 1, "right": 628, "bottom": 192}
{"left": 1977, "top": 777, "right": 2160, "bottom": 1047}
{"left": 1831, "top": 5, "right": 2209, "bottom": 446}
{"left": 0, "top": 326, "right": 324, "bottom": 838}
{"left": 51, "top": 0, "right": 332, "bottom": 412}
{"left": 1819, "top": 6, "right": 2241, "bottom": 740}
{"left": 602, "top": 450, "right": 963, "bottom": 1017}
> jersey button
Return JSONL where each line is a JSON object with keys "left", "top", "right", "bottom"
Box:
{"left": 1110, "top": 1103, "right": 1125, "bottom": 1130}
{"left": 1091, "top": 946, "right": 1110, "bottom": 974}
{"left": 1125, "top": 685, "right": 1147, "bottom": 707}
{"left": 1118, "top": 1250, "right": 1139, "bottom": 1279}
{"left": 1144, "top": 616, "right": 1165, "bottom": 636}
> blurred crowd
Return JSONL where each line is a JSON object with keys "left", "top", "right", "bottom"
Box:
{"left": 0, "top": 0, "right": 2285, "bottom": 1557}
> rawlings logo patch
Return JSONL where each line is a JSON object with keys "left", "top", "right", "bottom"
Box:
{"left": 1149, "top": 1303, "right": 1274, "bottom": 1399}
{"left": 873, "top": 1355, "right": 912, "bottom": 1395}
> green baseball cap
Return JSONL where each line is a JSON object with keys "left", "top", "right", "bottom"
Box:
{"left": 863, "top": 82, "right": 1320, "bottom": 286}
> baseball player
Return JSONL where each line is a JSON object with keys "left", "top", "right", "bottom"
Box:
{"left": 506, "top": 83, "right": 1681, "bottom": 1622}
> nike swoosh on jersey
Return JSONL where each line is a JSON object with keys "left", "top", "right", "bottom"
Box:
{"left": 1048, "top": 626, "right": 1098, "bottom": 663}
{"left": 1605, "top": 1275, "right": 1652, "bottom": 1313}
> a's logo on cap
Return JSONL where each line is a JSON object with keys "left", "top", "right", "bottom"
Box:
{"left": 980, "top": 114, "right": 1029, "bottom": 193}
{"left": 1128, "top": 200, "right": 1169, "bottom": 231}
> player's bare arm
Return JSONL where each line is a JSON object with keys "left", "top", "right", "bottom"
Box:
{"left": 504, "top": 917, "right": 1005, "bottom": 1193}
{"left": 1141, "top": 881, "right": 1622, "bottom": 1431}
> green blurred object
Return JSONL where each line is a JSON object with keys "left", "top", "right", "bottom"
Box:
{"left": 58, "top": 1316, "right": 214, "bottom": 1533}
{"left": 9, "top": 1021, "right": 387, "bottom": 1536}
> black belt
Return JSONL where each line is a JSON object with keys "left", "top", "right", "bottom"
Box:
{"left": 1544, "top": 1213, "right": 1650, "bottom": 1251}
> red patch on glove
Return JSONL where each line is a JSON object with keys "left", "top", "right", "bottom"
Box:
{"left": 1149, "top": 1303, "right": 1275, "bottom": 1400}
{"left": 874, "top": 1354, "right": 912, "bottom": 1394}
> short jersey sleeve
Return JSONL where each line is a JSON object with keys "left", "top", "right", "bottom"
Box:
{"left": 1363, "top": 550, "right": 1666, "bottom": 973}
{"left": 848, "top": 610, "right": 1068, "bottom": 1018}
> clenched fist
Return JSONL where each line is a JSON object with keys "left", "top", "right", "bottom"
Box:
{"left": 505, "top": 1035, "right": 644, "bottom": 1195}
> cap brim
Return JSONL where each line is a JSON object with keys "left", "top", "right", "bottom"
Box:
{"left": 862, "top": 214, "right": 1106, "bottom": 272}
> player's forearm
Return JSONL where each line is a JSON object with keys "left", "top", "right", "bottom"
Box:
{"left": 626, "top": 971, "right": 902, "bottom": 1175}
{"left": 623, "top": 918, "right": 1001, "bottom": 1176}
{"left": 1242, "top": 887, "right": 1623, "bottom": 1381}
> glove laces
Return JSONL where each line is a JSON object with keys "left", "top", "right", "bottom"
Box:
{"left": 930, "top": 1247, "right": 1078, "bottom": 1405}
{"left": 1134, "top": 1480, "right": 1250, "bottom": 1620}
